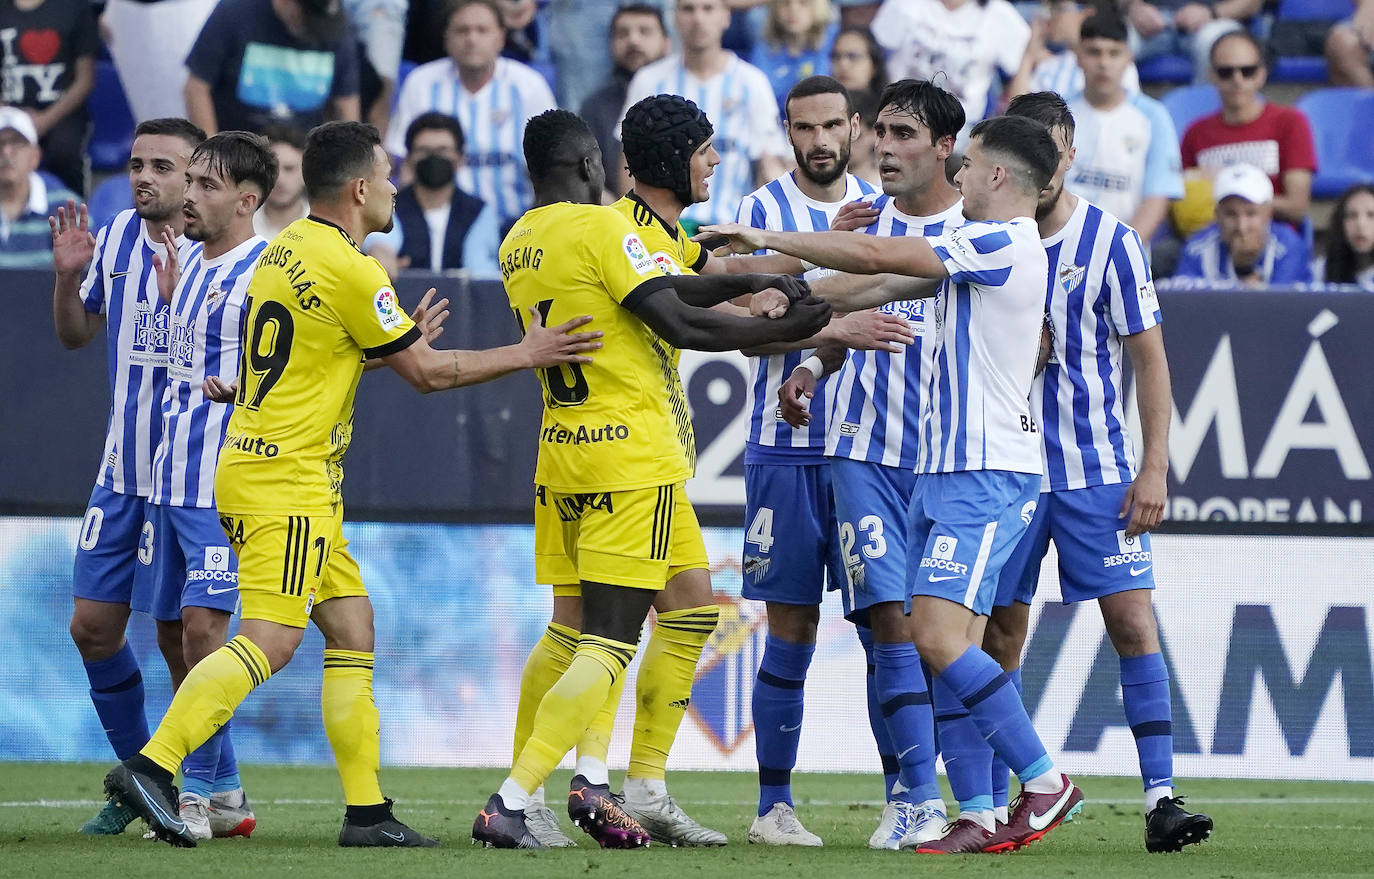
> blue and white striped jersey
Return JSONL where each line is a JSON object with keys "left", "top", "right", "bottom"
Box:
{"left": 918, "top": 217, "right": 1047, "bottom": 476}
{"left": 1028, "top": 51, "right": 1140, "bottom": 101}
{"left": 737, "top": 171, "right": 878, "bottom": 463}
{"left": 622, "top": 53, "right": 788, "bottom": 228}
{"left": 151, "top": 235, "right": 267, "bottom": 508}
{"left": 826, "top": 196, "right": 965, "bottom": 470}
{"left": 79, "top": 210, "right": 191, "bottom": 497}
{"left": 386, "top": 57, "right": 557, "bottom": 227}
{"left": 1037, "top": 196, "right": 1160, "bottom": 492}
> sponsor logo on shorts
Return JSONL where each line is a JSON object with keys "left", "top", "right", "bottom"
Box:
{"left": 188, "top": 569, "right": 238, "bottom": 584}
{"left": 920, "top": 535, "right": 969, "bottom": 577}
{"left": 1020, "top": 500, "right": 1037, "bottom": 525}
{"left": 1103, "top": 529, "right": 1152, "bottom": 568}
{"left": 847, "top": 560, "right": 866, "bottom": 590}
{"left": 205, "top": 547, "right": 231, "bottom": 571}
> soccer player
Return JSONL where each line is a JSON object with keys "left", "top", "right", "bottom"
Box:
{"left": 472, "top": 108, "right": 831, "bottom": 850}
{"left": 101, "top": 120, "right": 602, "bottom": 848}
{"left": 50, "top": 117, "right": 205, "bottom": 836}
{"left": 981, "top": 91, "right": 1213, "bottom": 854}
{"left": 755, "top": 78, "right": 966, "bottom": 851}
{"left": 137, "top": 131, "right": 278, "bottom": 841}
{"left": 702, "top": 113, "right": 1085, "bottom": 855}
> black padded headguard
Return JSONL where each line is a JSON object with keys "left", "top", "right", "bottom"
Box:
{"left": 621, "top": 94, "right": 714, "bottom": 206}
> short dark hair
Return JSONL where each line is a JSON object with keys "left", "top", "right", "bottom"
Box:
{"left": 969, "top": 115, "right": 1059, "bottom": 195}
{"left": 1080, "top": 8, "right": 1129, "bottom": 43}
{"left": 852, "top": 87, "right": 882, "bottom": 127}
{"left": 303, "top": 121, "right": 383, "bottom": 201}
{"left": 134, "top": 117, "right": 206, "bottom": 149}
{"left": 404, "top": 111, "right": 465, "bottom": 155}
{"left": 191, "top": 131, "right": 280, "bottom": 199}
{"left": 523, "top": 109, "right": 595, "bottom": 184}
{"left": 260, "top": 122, "right": 307, "bottom": 153}
{"left": 611, "top": 3, "right": 666, "bottom": 34}
{"left": 876, "top": 79, "right": 965, "bottom": 145}
{"left": 1005, "top": 91, "right": 1076, "bottom": 144}
{"left": 785, "top": 75, "right": 853, "bottom": 120}
{"left": 1209, "top": 29, "right": 1269, "bottom": 69}
{"left": 443, "top": 0, "right": 503, "bottom": 30}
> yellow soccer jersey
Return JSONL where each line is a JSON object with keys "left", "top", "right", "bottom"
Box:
{"left": 215, "top": 217, "right": 420, "bottom": 516}
{"left": 502, "top": 201, "right": 691, "bottom": 493}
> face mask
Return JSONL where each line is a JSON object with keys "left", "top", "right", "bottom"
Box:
{"left": 414, "top": 154, "right": 456, "bottom": 189}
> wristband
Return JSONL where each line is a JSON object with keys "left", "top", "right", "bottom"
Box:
{"left": 797, "top": 355, "right": 825, "bottom": 379}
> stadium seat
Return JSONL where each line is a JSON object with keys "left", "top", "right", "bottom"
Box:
{"left": 1272, "top": 57, "right": 1330, "bottom": 83}
{"left": 1275, "top": 0, "right": 1352, "bottom": 21}
{"left": 1162, "top": 84, "right": 1221, "bottom": 138}
{"left": 1296, "top": 88, "right": 1374, "bottom": 198}
{"left": 87, "top": 61, "right": 135, "bottom": 172}
{"left": 86, "top": 176, "right": 133, "bottom": 233}
{"left": 1137, "top": 53, "right": 1193, "bottom": 85}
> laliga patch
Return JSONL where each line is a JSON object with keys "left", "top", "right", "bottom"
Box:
{"left": 1137, "top": 280, "right": 1157, "bottom": 302}
{"left": 623, "top": 234, "right": 657, "bottom": 276}
{"left": 652, "top": 251, "right": 683, "bottom": 275}
{"left": 373, "top": 286, "right": 404, "bottom": 330}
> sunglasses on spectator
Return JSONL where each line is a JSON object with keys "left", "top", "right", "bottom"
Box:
{"left": 1214, "top": 64, "right": 1260, "bottom": 79}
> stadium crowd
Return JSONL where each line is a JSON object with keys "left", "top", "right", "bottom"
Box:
{"left": 2, "top": 0, "right": 1373, "bottom": 283}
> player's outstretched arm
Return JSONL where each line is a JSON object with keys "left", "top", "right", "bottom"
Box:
{"left": 740, "top": 309, "right": 916, "bottom": 356}
{"left": 628, "top": 287, "right": 831, "bottom": 353}
{"left": 807, "top": 271, "right": 941, "bottom": 312}
{"left": 778, "top": 343, "right": 847, "bottom": 428}
{"left": 1120, "top": 324, "right": 1172, "bottom": 537}
{"left": 381, "top": 306, "right": 602, "bottom": 393}
{"left": 667, "top": 271, "right": 810, "bottom": 309}
{"left": 50, "top": 199, "right": 103, "bottom": 349}
{"left": 696, "top": 223, "right": 949, "bottom": 279}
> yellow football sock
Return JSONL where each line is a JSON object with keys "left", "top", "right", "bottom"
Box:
{"left": 576, "top": 660, "right": 628, "bottom": 765}
{"left": 510, "top": 633, "right": 637, "bottom": 794}
{"left": 628, "top": 605, "right": 719, "bottom": 780}
{"left": 141, "top": 635, "right": 269, "bottom": 773}
{"left": 513, "top": 622, "right": 578, "bottom": 763}
{"left": 322, "top": 649, "right": 384, "bottom": 806}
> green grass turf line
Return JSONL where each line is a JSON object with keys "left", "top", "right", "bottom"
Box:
{"left": 1, "top": 764, "right": 1371, "bottom": 878}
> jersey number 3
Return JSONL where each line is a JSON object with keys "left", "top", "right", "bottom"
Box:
{"left": 518, "top": 299, "right": 588, "bottom": 406}
{"left": 238, "top": 296, "right": 294, "bottom": 411}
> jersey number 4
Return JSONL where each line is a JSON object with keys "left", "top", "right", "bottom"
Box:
{"left": 238, "top": 296, "right": 294, "bottom": 410}
{"left": 517, "top": 299, "right": 588, "bottom": 406}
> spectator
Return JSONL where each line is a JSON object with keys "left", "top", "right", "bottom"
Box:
{"left": 581, "top": 4, "right": 670, "bottom": 193}
{"left": 1314, "top": 184, "right": 1374, "bottom": 289}
{"left": 344, "top": 0, "right": 409, "bottom": 130}
{"left": 1066, "top": 10, "right": 1181, "bottom": 243}
{"left": 1009, "top": 0, "right": 1139, "bottom": 100}
{"left": 1179, "top": 31, "right": 1316, "bottom": 228}
{"left": 1122, "top": 0, "right": 1256, "bottom": 81}
{"left": 368, "top": 112, "right": 500, "bottom": 274}
{"left": 751, "top": 0, "right": 838, "bottom": 110}
{"left": 498, "top": 0, "right": 543, "bottom": 65}
{"left": 1175, "top": 163, "right": 1310, "bottom": 287}
{"left": 1325, "top": 0, "right": 1374, "bottom": 88}
{"left": 547, "top": 0, "right": 628, "bottom": 110}
{"left": 0, "top": 106, "right": 74, "bottom": 268}
{"left": 622, "top": 0, "right": 789, "bottom": 230}
{"left": 100, "top": 0, "right": 216, "bottom": 124}
{"left": 870, "top": 0, "right": 1030, "bottom": 142}
{"left": 388, "top": 0, "right": 555, "bottom": 231}
{"left": 0, "top": 0, "right": 96, "bottom": 196}
{"left": 185, "top": 0, "right": 362, "bottom": 134}
{"left": 254, "top": 124, "right": 309, "bottom": 239}
{"left": 403, "top": 0, "right": 448, "bottom": 65}
{"left": 827, "top": 25, "right": 886, "bottom": 95}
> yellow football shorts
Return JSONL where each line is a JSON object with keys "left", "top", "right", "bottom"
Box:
{"left": 534, "top": 482, "right": 708, "bottom": 593}
{"left": 218, "top": 507, "right": 367, "bottom": 628}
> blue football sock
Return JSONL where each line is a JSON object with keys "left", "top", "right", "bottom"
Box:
{"left": 990, "top": 668, "right": 1021, "bottom": 809}
{"left": 213, "top": 720, "right": 242, "bottom": 793}
{"left": 940, "top": 646, "right": 1052, "bottom": 783}
{"left": 180, "top": 725, "right": 225, "bottom": 800}
{"left": 753, "top": 634, "right": 814, "bottom": 816}
{"left": 83, "top": 642, "right": 149, "bottom": 761}
{"left": 1121, "top": 653, "right": 1173, "bottom": 793}
{"left": 873, "top": 642, "right": 940, "bottom": 804}
{"left": 933, "top": 676, "right": 993, "bottom": 814}
{"left": 856, "top": 625, "right": 900, "bottom": 801}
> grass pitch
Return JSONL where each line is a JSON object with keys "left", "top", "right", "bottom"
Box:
{"left": 1, "top": 763, "right": 1371, "bottom": 878}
